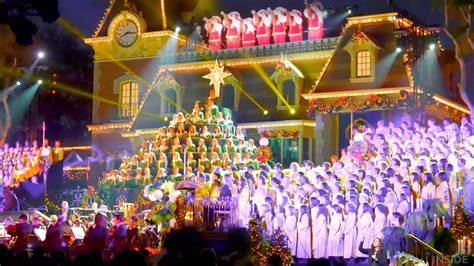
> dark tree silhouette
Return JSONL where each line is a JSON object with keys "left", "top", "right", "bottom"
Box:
{"left": 0, "top": 0, "right": 59, "bottom": 45}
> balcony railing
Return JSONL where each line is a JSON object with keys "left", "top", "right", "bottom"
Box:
{"left": 405, "top": 233, "right": 448, "bottom": 266}
{"left": 158, "top": 37, "right": 340, "bottom": 65}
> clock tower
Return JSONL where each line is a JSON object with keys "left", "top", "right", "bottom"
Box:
{"left": 83, "top": 0, "right": 197, "bottom": 152}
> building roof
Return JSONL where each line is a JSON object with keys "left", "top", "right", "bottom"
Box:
{"left": 307, "top": 16, "right": 411, "bottom": 95}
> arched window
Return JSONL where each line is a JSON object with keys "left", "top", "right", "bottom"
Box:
{"left": 356, "top": 50, "right": 371, "bottom": 77}
{"left": 283, "top": 80, "right": 296, "bottom": 105}
{"left": 164, "top": 88, "right": 177, "bottom": 113}
{"left": 120, "top": 81, "right": 139, "bottom": 118}
{"left": 221, "top": 84, "right": 235, "bottom": 110}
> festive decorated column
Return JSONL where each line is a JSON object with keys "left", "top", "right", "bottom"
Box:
{"left": 314, "top": 113, "right": 338, "bottom": 165}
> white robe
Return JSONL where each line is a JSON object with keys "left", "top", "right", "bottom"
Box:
{"left": 297, "top": 214, "right": 311, "bottom": 259}
{"left": 253, "top": 187, "right": 266, "bottom": 215}
{"left": 238, "top": 187, "right": 250, "bottom": 227}
{"left": 356, "top": 212, "right": 374, "bottom": 257}
{"left": 421, "top": 183, "right": 436, "bottom": 199}
{"left": 283, "top": 215, "right": 297, "bottom": 256}
{"left": 312, "top": 213, "right": 328, "bottom": 258}
{"left": 343, "top": 212, "right": 357, "bottom": 259}
{"left": 272, "top": 213, "right": 285, "bottom": 232}
{"left": 263, "top": 211, "right": 274, "bottom": 236}
{"left": 373, "top": 214, "right": 387, "bottom": 239}
{"left": 397, "top": 201, "right": 409, "bottom": 217}
{"left": 327, "top": 213, "right": 344, "bottom": 257}
{"left": 436, "top": 181, "right": 450, "bottom": 209}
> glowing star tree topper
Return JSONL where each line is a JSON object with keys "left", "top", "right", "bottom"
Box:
{"left": 203, "top": 59, "right": 231, "bottom": 98}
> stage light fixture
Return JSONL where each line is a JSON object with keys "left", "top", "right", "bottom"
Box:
{"left": 175, "top": 27, "right": 180, "bottom": 32}
{"left": 263, "top": 110, "right": 269, "bottom": 116}
{"left": 37, "top": 79, "right": 43, "bottom": 84}
{"left": 429, "top": 43, "right": 436, "bottom": 50}
{"left": 396, "top": 47, "right": 402, "bottom": 53}
{"left": 37, "top": 51, "right": 45, "bottom": 59}
{"left": 290, "top": 109, "right": 296, "bottom": 114}
{"left": 347, "top": 9, "right": 352, "bottom": 14}
{"left": 164, "top": 117, "right": 168, "bottom": 122}
{"left": 16, "top": 81, "right": 21, "bottom": 86}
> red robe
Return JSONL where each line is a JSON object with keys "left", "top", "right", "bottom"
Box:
{"left": 256, "top": 19, "right": 271, "bottom": 45}
{"left": 242, "top": 19, "right": 256, "bottom": 47}
{"left": 272, "top": 21, "right": 286, "bottom": 44}
{"left": 307, "top": 9, "right": 324, "bottom": 40}
{"left": 289, "top": 21, "right": 303, "bottom": 42}
{"left": 242, "top": 30, "right": 255, "bottom": 47}
{"left": 226, "top": 25, "right": 241, "bottom": 49}
{"left": 209, "top": 29, "right": 222, "bottom": 50}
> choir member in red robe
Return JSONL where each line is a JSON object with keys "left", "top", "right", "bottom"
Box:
{"left": 288, "top": 10, "right": 303, "bottom": 42}
{"left": 242, "top": 18, "right": 256, "bottom": 47}
{"left": 222, "top": 11, "right": 242, "bottom": 49}
{"left": 252, "top": 9, "right": 272, "bottom": 46}
{"left": 304, "top": 1, "right": 325, "bottom": 41}
{"left": 272, "top": 7, "right": 288, "bottom": 44}
{"left": 204, "top": 16, "right": 224, "bottom": 50}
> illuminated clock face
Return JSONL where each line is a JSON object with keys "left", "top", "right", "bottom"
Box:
{"left": 115, "top": 20, "right": 138, "bottom": 47}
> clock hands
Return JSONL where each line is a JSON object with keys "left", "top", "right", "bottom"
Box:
{"left": 119, "top": 31, "right": 137, "bottom": 39}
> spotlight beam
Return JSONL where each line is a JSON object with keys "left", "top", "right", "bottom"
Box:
{"left": 232, "top": 82, "right": 267, "bottom": 113}
{"left": 253, "top": 64, "right": 292, "bottom": 110}
{"left": 39, "top": 80, "right": 167, "bottom": 121}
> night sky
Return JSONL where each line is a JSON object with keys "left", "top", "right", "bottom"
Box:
{"left": 58, "top": 0, "right": 444, "bottom": 38}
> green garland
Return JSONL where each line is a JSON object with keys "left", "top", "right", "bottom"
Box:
{"left": 306, "top": 93, "right": 420, "bottom": 115}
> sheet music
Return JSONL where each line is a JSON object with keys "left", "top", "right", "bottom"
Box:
{"left": 71, "top": 227, "right": 85, "bottom": 240}
{"left": 34, "top": 228, "right": 46, "bottom": 241}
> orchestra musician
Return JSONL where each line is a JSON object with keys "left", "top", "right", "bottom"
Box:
{"left": 43, "top": 215, "right": 62, "bottom": 252}
{"left": 126, "top": 216, "right": 140, "bottom": 249}
{"left": 110, "top": 212, "right": 127, "bottom": 254}
{"left": 83, "top": 213, "right": 109, "bottom": 251}
{"left": 7, "top": 214, "right": 33, "bottom": 252}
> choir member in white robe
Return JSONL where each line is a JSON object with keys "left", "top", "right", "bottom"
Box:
{"left": 356, "top": 203, "right": 374, "bottom": 258}
{"left": 272, "top": 206, "right": 286, "bottom": 232}
{"left": 396, "top": 194, "right": 410, "bottom": 217}
{"left": 297, "top": 205, "right": 311, "bottom": 259}
{"left": 421, "top": 173, "right": 436, "bottom": 199}
{"left": 283, "top": 205, "right": 297, "bottom": 256}
{"left": 313, "top": 204, "right": 328, "bottom": 258}
{"left": 327, "top": 204, "right": 344, "bottom": 257}
{"left": 343, "top": 203, "right": 358, "bottom": 259}
{"left": 262, "top": 203, "right": 274, "bottom": 237}
{"left": 357, "top": 193, "right": 370, "bottom": 220}
{"left": 435, "top": 172, "right": 451, "bottom": 210}
{"left": 253, "top": 176, "right": 267, "bottom": 215}
{"left": 238, "top": 178, "right": 251, "bottom": 227}
{"left": 385, "top": 191, "right": 398, "bottom": 218}
{"left": 373, "top": 204, "right": 388, "bottom": 239}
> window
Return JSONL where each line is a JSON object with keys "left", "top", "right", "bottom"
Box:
{"left": 356, "top": 50, "right": 371, "bottom": 77}
{"left": 120, "top": 81, "right": 139, "bottom": 118}
{"left": 283, "top": 80, "right": 296, "bottom": 105}
{"left": 164, "top": 88, "right": 177, "bottom": 113}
